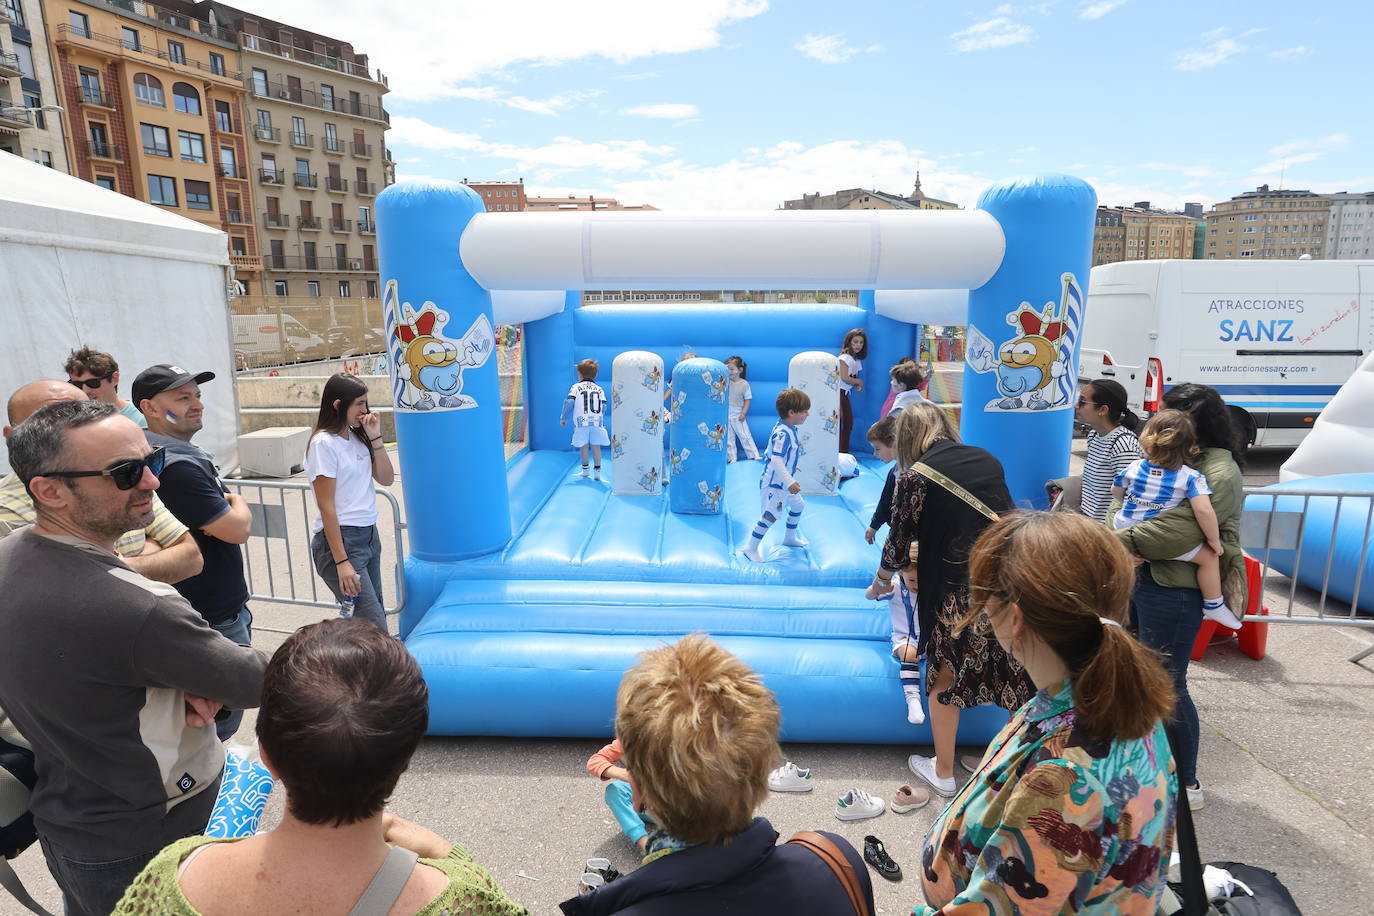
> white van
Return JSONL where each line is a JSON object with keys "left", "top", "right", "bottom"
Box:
{"left": 232, "top": 312, "right": 329, "bottom": 366}
{"left": 1079, "top": 259, "right": 1373, "bottom": 448}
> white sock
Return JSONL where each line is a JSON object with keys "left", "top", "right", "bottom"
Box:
{"left": 903, "top": 684, "right": 925, "bottom": 725}
{"left": 1203, "top": 597, "right": 1242, "bottom": 629}
{"left": 742, "top": 543, "right": 763, "bottom": 562}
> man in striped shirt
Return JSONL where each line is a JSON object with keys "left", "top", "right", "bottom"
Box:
{"left": 1074, "top": 380, "right": 1143, "bottom": 524}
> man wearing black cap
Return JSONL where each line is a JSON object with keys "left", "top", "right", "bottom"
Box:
{"left": 135, "top": 364, "right": 254, "bottom": 740}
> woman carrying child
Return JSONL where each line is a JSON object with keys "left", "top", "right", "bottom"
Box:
{"left": 836, "top": 328, "right": 867, "bottom": 453}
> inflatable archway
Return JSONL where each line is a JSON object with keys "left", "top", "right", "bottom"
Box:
{"left": 376, "top": 175, "right": 1096, "bottom": 743}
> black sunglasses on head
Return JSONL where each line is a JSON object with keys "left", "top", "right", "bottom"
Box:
{"left": 68, "top": 372, "right": 114, "bottom": 390}
{"left": 42, "top": 447, "right": 166, "bottom": 490}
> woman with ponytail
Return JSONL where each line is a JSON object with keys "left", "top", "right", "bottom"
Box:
{"left": 1074, "top": 378, "right": 1143, "bottom": 524}
{"left": 915, "top": 511, "right": 1177, "bottom": 916}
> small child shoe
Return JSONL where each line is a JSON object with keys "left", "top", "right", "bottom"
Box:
{"left": 863, "top": 835, "right": 902, "bottom": 882}
{"left": 835, "top": 787, "right": 884, "bottom": 821}
{"left": 889, "top": 784, "right": 930, "bottom": 814}
{"left": 768, "top": 761, "right": 814, "bottom": 792}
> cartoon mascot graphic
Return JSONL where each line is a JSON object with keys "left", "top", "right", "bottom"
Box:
{"left": 965, "top": 273, "right": 1084, "bottom": 413}
{"left": 384, "top": 280, "right": 495, "bottom": 412}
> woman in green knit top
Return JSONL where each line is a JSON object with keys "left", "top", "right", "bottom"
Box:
{"left": 114, "top": 619, "right": 528, "bottom": 916}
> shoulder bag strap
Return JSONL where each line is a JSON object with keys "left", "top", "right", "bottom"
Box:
{"left": 0, "top": 859, "right": 55, "bottom": 916}
{"left": 347, "top": 845, "right": 419, "bottom": 916}
{"left": 785, "top": 831, "right": 870, "bottom": 916}
{"left": 1161, "top": 721, "right": 1210, "bottom": 916}
{"left": 911, "top": 461, "right": 1001, "bottom": 522}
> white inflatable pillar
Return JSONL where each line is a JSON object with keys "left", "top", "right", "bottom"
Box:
{"left": 788, "top": 351, "right": 841, "bottom": 496}
{"left": 611, "top": 350, "right": 666, "bottom": 495}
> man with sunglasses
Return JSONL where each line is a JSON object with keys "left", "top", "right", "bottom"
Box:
{"left": 0, "top": 399, "right": 266, "bottom": 916}
{"left": 134, "top": 364, "right": 255, "bottom": 741}
{"left": 1, "top": 380, "right": 203, "bottom": 584}
{"left": 64, "top": 345, "right": 148, "bottom": 428}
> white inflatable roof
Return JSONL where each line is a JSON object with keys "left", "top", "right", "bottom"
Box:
{"left": 0, "top": 155, "right": 239, "bottom": 473}
{"left": 1281, "top": 349, "right": 1374, "bottom": 481}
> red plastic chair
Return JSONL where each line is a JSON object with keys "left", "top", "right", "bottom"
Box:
{"left": 1191, "top": 556, "right": 1269, "bottom": 661}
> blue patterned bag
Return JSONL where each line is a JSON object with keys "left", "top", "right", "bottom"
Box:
{"left": 205, "top": 744, "right": 274, "bottom": 838}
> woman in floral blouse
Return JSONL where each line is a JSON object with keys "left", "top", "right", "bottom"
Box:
{"left": 916, "top": 512, "right": 1178, "bottom": 915}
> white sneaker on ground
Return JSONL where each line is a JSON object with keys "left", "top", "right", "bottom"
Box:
{"left": 781, "top": 534, "right": 808, "bottom": 548}
{"left": 1202, "top": 602, "right": 1243, "bottom": 630}
{"left": 579, "top": 467, "right": 589, "bottom": 478}
{"left": 1187, "top": 783, "right": 1205, "bottom": 810}
{"left": 908, "top": 754, "right": 957, "bottom": 797}
{"left": 741, "top": 543, "right": 764, "bottom": 563}
{"left": 768, "top": 761, "right": 814, "bottom": 793}
{"left": 835, "top": 788, "right": 884, "bottom": 820}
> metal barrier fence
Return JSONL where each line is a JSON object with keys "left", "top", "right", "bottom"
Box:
{"left": 227, "top": 479, "right": 406, "bottom": 617}
{"left": 1240, "top": 485, "right": 1374, "bottom": 664}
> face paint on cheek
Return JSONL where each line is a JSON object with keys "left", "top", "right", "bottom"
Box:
{"left": 165, "top": 410, "right": 179, "bottom": 423}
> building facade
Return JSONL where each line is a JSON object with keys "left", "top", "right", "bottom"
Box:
{"left": 210, "top": 2, "right": 389, "bottom": 300}
{"left": 2, "top": 0, "right": 69, "bottom": 168}
{"left": 463, "top": 178, "right": 525, "bottom": 211}
{"left": 784, "top": 174, "right": 959, "bottom": 211}
{"left": 1204, "top": 185, "right": 1330, "bottom": 260}
{"left": 1091, "top": 207, "right": 1124, "bottom": 266}
{"left": 524, "top": 194, "right": 656, "bottom": 212}
{"left": 1091, "top": 203, "right": 1197, "bottom": 266}
{"left": 40, "top": 0, "right": 259, "bottom": 284}
{"left": 1323, "top": 191, "right": 1374, "bottom": 260}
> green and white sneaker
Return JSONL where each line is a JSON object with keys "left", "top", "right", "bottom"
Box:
{"left": 768, "top": 761, "right": 814, "bottom": 792}
{"left": 835, "top": 787, "right": 884, "bottom": 821}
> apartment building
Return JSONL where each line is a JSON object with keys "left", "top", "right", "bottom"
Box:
{"left": 1323, "top": 191, "right": 1374, "bottom": 260}
{"left": 1, "top": 0, "right": 69, "bottom": 168}
{"left": 525, "top": 194, "right": 656, "bottom": 212}
{"left": 463, "top": 178, "right": 525, "bottom": 211}
{"left": 1091, "top": 203, "right": 1197, "bottom": 266}
{"left": 41, "top": 0, "right": 259, "bottom": 282}
{"left": 1091, "top": 207, "right": 1124, "bottom": 266}
{"left": 1204, "top": 185, "right": 1330, "bottom": 260}
{"left": 783, "top": 174, "right": 959, "bottom": 211}
{"left": 210, "top": 2, "right": 389, "bottom": 300}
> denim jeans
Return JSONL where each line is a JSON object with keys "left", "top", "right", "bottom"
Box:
{"left": 311, "top": 525, "right": 387, "bottom": 632}
{"left": 1132, "top": 566, "right": 1203, "bottom": 787}
{"left": 210, "top": 604, "right": 253, "bottom": 741}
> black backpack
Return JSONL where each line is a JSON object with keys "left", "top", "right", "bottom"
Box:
{"left": 1, "top": 708, "right": 53, "bottom": 915}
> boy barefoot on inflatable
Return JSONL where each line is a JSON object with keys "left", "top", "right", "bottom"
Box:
{"left": 742, "top": 389, "right": 809, "bottom": 562}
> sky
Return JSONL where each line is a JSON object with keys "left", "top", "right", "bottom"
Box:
{"left": 259, "top": 0, "right": 1372, "bottom": 211}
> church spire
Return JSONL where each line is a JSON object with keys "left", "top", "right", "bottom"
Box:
{"left": 911, "top": 170, "right": 925, "bottom": 200}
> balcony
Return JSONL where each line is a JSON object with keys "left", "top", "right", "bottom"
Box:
{"left": 80, "top": 86, "right": 111, "bottom": 108}
{"left": 355, "top": 181, "right": 376, "bottom": 196}
{"left": 239, "top": 32, "right": 388, "bottom": 86}
{"left": 293, "top": 172, "right": 319, "bottom": 189}
{"left": 263, "top": 255, "right": 376, "bottom": 272}
{"left": 330, "top": 219, "right": 353, "bottom": 233}
{"left": 263, "top": 212, "right": 289, "bottom": 228}
{"left": 229, "top": 254, "right": 261, "bottom": 272}
{"left": 0, "top": 101, "right": 33, "bottom": 128}
{"left": 225, "top": 209, "right": 249, "bottom": 224}
{"left": 289, "top": 131, "right": 313, "bottom": 149}
{"left": 322, "top": 136, "right": 344, "bottom": 154}
{"left": 0, "top": 52, "right": 21, "bottom": 78}
{"left": 325, "top": 176, "right": 348, "bottom": 193}
{"left": 358, "top": 221, "right": 376, "bottom": 235}
{"left": 87, "top": 140, "right": 122, "bottom": 161}
{"left": 218, "top": 164, "right": 245, "bottom": 179}
{"left": 258, "top": 168, "right": 285, "bottom": 185}
{"left": 296, "top": 215, "right": 322, "bottom": 230}
{"left": 214, "top": 114, "right": 241, "bottom": 135}
{"left": 246, "top": 79, "right": 388, "bottom": 124}
{"left": 254, "top": 125, "right": 280, "bottom": 143}
{"left": 351, "top": 141, "right": 373, "bottom": 158}
{"left": 54, "top": 24, "right": 241, "bottom": 80}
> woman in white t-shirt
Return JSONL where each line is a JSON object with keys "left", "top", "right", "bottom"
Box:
{"left": 836, "top": 328, "right": 867, "bottom": 453}
{"left": 306, "top": 373, "right": 395, "bottom": 630}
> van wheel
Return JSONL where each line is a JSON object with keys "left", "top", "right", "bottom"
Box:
{"left": 1228, "top": 406, "right": 1257, "bottom": 453}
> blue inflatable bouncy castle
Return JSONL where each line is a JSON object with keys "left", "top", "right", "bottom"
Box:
{"left": 376, "top": 176, "right": 1096, "bottom": 743}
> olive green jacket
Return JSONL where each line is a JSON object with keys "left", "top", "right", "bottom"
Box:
{"left": 1111, "top": 447, "right": 1247, "bottom": 605}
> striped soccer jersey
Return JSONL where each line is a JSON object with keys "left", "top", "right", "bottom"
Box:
{"left": 761, "top": 421, "right": 801, "bottom": 493}
{"left": 1113, "top": 459, "right": 1211, "bottom": 528}
{"left": 566, "top": 380, "right": 607, "bottom": 428}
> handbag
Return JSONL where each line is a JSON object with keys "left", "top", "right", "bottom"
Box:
{"left": 1, "top": 709, "right": 54, "bottom": 915}
{"left": 911, "top": 461, "right": 1001, "bottom": 522}
{"left": 1159, "top": 722, "right": 1301, "bottom": 916}
{"left": 786, "top": 831, "right": 872, "bottom": 916}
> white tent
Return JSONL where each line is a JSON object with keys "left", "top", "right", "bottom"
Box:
{"left": 0, "top": 154, "right": 239, "bottom": 474}
{"left": 1281, "top": 349, "right": 1374, "bottom": 481}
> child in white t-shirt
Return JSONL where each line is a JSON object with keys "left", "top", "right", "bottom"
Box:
{"left": 724, "top": 355, "right": 760, "bottom": 463}
{"left": 1112, "top": 409, "right": 1242, "bottom": 629}
{"left": 837, "top": 328, "right": 867, "bottom": 454}
{"left": 560, "top": 358, "right": 609, "bottom": 479}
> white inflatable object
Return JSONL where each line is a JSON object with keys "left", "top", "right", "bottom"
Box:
{"left": 611, "top": 351, "right": 666, "bottom": 494}
{"left": 1281, "top": 349, "right": 1374, "bottom": 481}
{"left": 875, "top": 289, "right": 971, "bottom": 326}
{"left": 788, "top": 351, "right": 841, "bottom": 496}
{"left": 460, "top": 210, "right": 1006, "bottom": 291}
{"left": 490, "top": 289, "right": 564, "bottom": 325}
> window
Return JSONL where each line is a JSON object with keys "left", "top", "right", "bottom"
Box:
{"left": 230, "top": 235, "right": 247, "bottom": 256}
{"left": 307, "top": 280, "right": 320, "bottom": 296}
{"left": 39, "top": 150, "right": 54, "bottom": 168}
{"left": 220, "top": 146, "right": 237, "bottom": 176}
{"left": 262, "top": 154, "right": 277, "bottom": 175}
{"left": 358, "top": 205, "right": 370, "bottom": 226}
{"left": 338, "top": 281, "right": 351, "bottom": 297}
{"left": 96, "top": 175, "right": 116, "bottom": 191}
{"left": 121, "top": 26, "right": 139, "bottom": 50}
{"left": 210, "top": 52, "right": 225, "bottom": 76}
{"left": 134, "top": 73, "right": 164, "bottom": 106}
{"left": 324, "top": 122, "right": 338, "bottom": 149}
{"left": 334, "top": 243, "right": 347, "bottom": 263}
{"left": 257, "top": 109, "right": 272, "bottom": 130}
{"left": 291, "top": 116, "right": 306, "bottom": 144}
{"left": 12, "top": 42, "right": 35, "bottom": 79}
{"left": 295, "top": 157, "right": 310, "bottom": 176}
{"left": 251, "top": 68, "right": 268, "bottom": 97}
{"left": 147, "top": 174, "right": 177, "bottom": 206}
{"left": 320, "top": 84, "right": 334, "bottom": 110}
{"left": 365, "top": 279, "right": 377, "bottom": 298}
{"left": 167, "top": 40, "right": 186, "bottom": 64}
{"left": 178, "top": 130, "right": 205, "bottom": 162}
{"left": 141, "top": 123, "right": 171, "bottom": 157}
{"left": 274, "top": 280, "right": 289, "bottom": 296}
{"left": 173, "top": 82, "right": 200, "bottom": 115}
{"left": 184, "top": 179, "right": 211, "bottom": 210}
{"left": 214, "top": 99, "right": 233, "bottom": 132}
{"left": 5, "top": 0, "right": 26, "bottom": 28}
{"left": 23, "top": 92, "right": 44, "bottom": 128}
{"left": 69, "top": 10, "right": 90, "bottom": 37}
{"left": 79, "top": 68, "right": 101, "bottom": 103}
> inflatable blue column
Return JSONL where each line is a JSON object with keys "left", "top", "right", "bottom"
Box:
{"left": 669, "top": 357, "right": 729, "bottom": 514}
{"left": 376, "top": 181, "right": 511, "bottom": 560}
{"left": 960, "top": 175, "right": 1097, "bottom": 507}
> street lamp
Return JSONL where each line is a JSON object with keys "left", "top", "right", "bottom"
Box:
{"left": 1, "top": 104, "right": 65, "bottom": 114}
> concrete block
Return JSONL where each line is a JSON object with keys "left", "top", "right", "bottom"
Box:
{"left": 237, "top": 427, "right": 311, "bottom": 478}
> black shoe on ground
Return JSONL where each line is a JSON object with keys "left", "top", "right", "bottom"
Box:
{"left": 863, "top": 835, "right": 901, "bottom": 882}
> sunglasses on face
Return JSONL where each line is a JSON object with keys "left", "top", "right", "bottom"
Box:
{"left": 43, "top": 447, "right": 165, "bottom": 490}
{"left": 68, "top": 373, "right": 114, "bottom": 390}
{"left": 1077, "top": 397, "right": 1095, "bottom": 408}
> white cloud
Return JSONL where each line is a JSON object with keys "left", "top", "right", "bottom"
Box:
{"left": 1174, "top": 36, "right": 1243, "bottom": 70}
{"left": 621, "top": 103, "right": 700, "bottom": 119}
{"left": 259, "top": 0, "right": 768, "bottom": 101}
{"left": 1080, "top": 0, "right": 1125, "bottom": 19}
{"left": 445, "top": 86, "right": 601, "bottom": 116}
{"left": 1268, "top": 134, "right": 1348, "bottom": 158}
{"left": 794, "top": 32, "right": 881, "bottom": 63}
{"left": 389, "top": 115, "right": 674, "bottom": 172}
{"left": 1139, "top": 162, "right": 1222, "bottom": 179}
{"left": 950, "top": 14, "right": 1035, "bottom": 52}
{"left": 1271, "top": 46, "right": 1311, "bottom": 59}
{"left": 1253, "top": 151, "right": 1323, "bottom": 176}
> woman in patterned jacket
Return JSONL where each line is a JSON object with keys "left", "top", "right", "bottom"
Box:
{"left": 916, "top": 511, "right": 1177, "bottom": 916}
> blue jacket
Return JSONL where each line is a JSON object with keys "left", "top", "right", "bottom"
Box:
{"left": 558, "top": 818, "right": 873, "bottom": 916}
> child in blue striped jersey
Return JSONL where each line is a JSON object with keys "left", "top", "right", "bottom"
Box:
{"left": 1112, "top": 409, "right": 1243, "bottom": 629}
{"left": 741, "top": 388, "right": 810, "bottom": 563}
